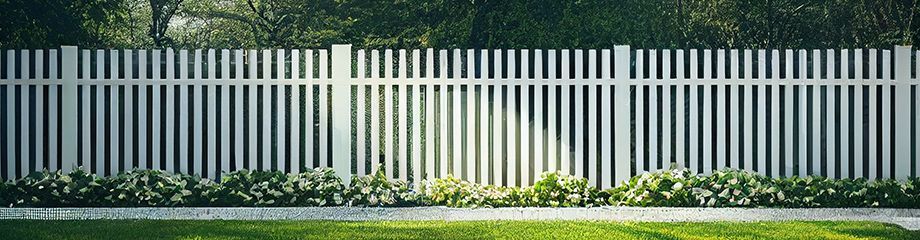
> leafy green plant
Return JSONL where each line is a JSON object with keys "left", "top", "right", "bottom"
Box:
{"left": 7, "top": 169, "right": 104, "bottom": 207}
{"left": 100, "top": 169, "right": 215, "bottom": 207}
{"left": 420, "top": 175, "right": 519, "bottom": 207}
{"left": 531, "top": 171, "right": 606, "bottom": 207}
{"left": 208, "top": 168, "right": 345, "bottom": 207}
{"left": 607, "top": 168, "right": 696, "bottom": 207}
{"left": 346, "top": 166, "right": 417, "bottom": 207}
{"left": 608, "top": 168, "right": 920, "bottom": 208}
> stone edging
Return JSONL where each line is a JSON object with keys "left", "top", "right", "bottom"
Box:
{"left": 1, "top": 207, "right": 918, "bottom": 230}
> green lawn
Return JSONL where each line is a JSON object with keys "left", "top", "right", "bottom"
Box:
{"left": 1, "top": 220, "right": 917, "bottom": 239}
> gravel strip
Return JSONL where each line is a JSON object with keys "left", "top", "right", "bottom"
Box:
{"left": 1, "top": 207, "right": 918, "bottom": 230}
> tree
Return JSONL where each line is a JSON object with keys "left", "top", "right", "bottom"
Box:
{"left": 149, "top": 0, "right": 183, "bottom": 47}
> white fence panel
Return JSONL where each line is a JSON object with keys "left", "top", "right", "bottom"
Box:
{"left": 1, "top": 45, "right": 917, "bottom": 186}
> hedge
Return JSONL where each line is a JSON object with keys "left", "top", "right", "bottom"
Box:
{"left": 2, "top": 167, "right": 918, "bottom": 208}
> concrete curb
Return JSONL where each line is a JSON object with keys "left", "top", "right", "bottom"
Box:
{"left": 2, "top": 207, "right": 919, "bottom": 230}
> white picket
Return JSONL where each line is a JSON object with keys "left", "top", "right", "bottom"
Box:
{"left": 811, "top": 50, "right": 822, "bottom": 176}
{"left": 234, "top": 49, "right": 244, "bottom": 172}
{"left": 153, "top": 49, "right": 163, "bottom": 171}
{"left": 674, "top": 49, "right": 686, "bottom": 171}
{"left": 49, "top": 50, "right": 59, "bottom": 171}
{"left": 868, "top": 49, "right": 878, "bottom": 180}
{"left": 424, "top": 49, "right": 435, "bottom": 180}
{"left": 507, "top": 49, "right": 518, "bottom": 186}
{"left": 412, "top": 49, "right": 423, "bottom": 182}
{"left": 261, "top": 50, "right": 272, "bottom": 171}
{"left": 560, "top": 50, "right": 571, "bottom": 176}
{"left": 384, "top": 49, "right": 395, "bottom": 178}
{"left": 743, "top": 49, "right": 753, "bottom": 173}
{"left": 730, "top": 50, "right": 741, "bottom": 170}
{"left": 547, "top": 50, "right": 558, "bottom": 173}
{"left": 109, "top": 50, "right": 119, "bottom": 175}
{"left": 439, "top": 50, "right": 449, "bottom": 179}
{"left": 221, "top": 49, "right": 231, "bottom": 175}
{"left": 303, "top": 50, "right": 314, "bottom": 170}
{"left": 573, "top": 49, "right": 584, "bottom": 180}
{"left": 881, "top": 50, "right": 892, "bottom": 179}
{"left": 660, "top": 49, "right": 672, "bottom": 171}
{"left": 370, "top": 50, "right": 380, "bottom": 173}
{"left": 247, "top": 50, "right": 259, "bottom": 170}
{"left": 825, "top": 49, "right": 836, "bottom": 179}
{"left": 702, "top": 49, "right": 712, "bottom": 174}
{"left": 586, "top": 49, "right": 597, "bottom": 186}
{"left": 467, "top": 49, "right": 478, "bottom": 183}
{"left": 520, "top": 49, "right": 531, "bottom": 185}
{"left": 276, "top": 49, "right": 286, "bottom": 173}
{"left": 193, "top": 50, "right": 204, "bottom": 175}
{"left": 771, "top": 50, "right": 781, "bottom": 178}
{"left": 318, "top": 50, "right": 329, "bottom": 168}
{"left": 95, "top": 50, "right": 105, "bottom": 176}
{"left": 34, "top": 50, "right": 44, "bottom": 172}
{"left": 166, "top": 49, "right": 177, "bottom": 173}
{"left": 534, "top": 49, "right": 545, "bottom": 183}
{"left": 399, "top": 49, "right": 409, "bottom": 181}
{"left": 649, "top": 49, "right": 659, "bottom": 172}
{"left": 853, "top": 49, "right": 864, "bottom": 178}
{"left": 6, "top": 50, "right": 16, "bottom": 178}
{"left": 688, "top": 49, "right": 698, "bottom": 173}
{"left": 21, "top": 50, "right": 32, "bottom": 176}
{"left": 206, "top": 49, "right": 217, "bottom": 177}
{"left": 356, "top": 50, "right": 367, "bottom": 175}
{"left": 716, "top": 49, "right": 727, "bottom": 171}
{"left": 123, "top": 50, "right": 133, "bottom": 171}
{"left": 798, "top": 50, "right": 808, "bottom": 177}
{"left": 600, "top": 49, "right": 612, "bottom": 189}
{"left": 452, "top": 49, "right": 462, "bottom": 179}
{"left": 479, "top": 49, "right": 490, "bottom": 184}
{"left": 636, "top": 50, "right": 646, "bottom": 173}
{"left": 614, "top": 46, "right": 631, "bottom": 184}
{"left": 757, "top": 49, "right": 767, "bottom": 175}
{"left": 839, "top": 49, "right": 850, "bottom": 179}
{"left": 493, "top": 49, "right": 504, "bottom": 185}
{"left": 783, "top": 50, "right": 795, "bottom": 177}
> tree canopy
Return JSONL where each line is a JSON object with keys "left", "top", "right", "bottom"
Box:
{"left": 1, "top": 0, "right": 917, "bottom": 49}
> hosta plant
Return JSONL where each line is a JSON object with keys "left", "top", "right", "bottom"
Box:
{"left": 346, "top": 166, "right": 417, "bottom": 207}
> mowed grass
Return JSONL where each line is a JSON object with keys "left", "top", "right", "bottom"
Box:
{"left": 1, "top": 220, "right": 917, "bottom": 239}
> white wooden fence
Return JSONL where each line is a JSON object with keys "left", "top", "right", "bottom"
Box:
{"left": 1, "top": 45, "right": 918, "bottom": 188}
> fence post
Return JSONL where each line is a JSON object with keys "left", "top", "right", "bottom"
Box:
{"left": 331, "top": 44, "right": 352, "bottom": 184}
{"left": 894, "top": 45, "right": 911, "bottom": 180}
{"left": 61, "top": 46, "right": 78, "bottom": 173}
{"left": 613, "top": 45, "right": 631, "bottom": 186}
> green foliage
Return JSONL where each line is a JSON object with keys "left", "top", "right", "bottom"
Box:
{"left": 2, "top": 0, "right": 917, "bottom": 49}
{"left": 101, "top": 169, "right": 214, "bottom": 207}
{"left": 5, "top": 169, "right": 104, "bottom": 207}
{"left": 530, "top": 172, "right": 607, "bottom": 207}
{"left": 608, "top": 169, "right": 920, "bottom": 208}
{"left": 606, "top": 169, "right": 696, "bottom": 207}
{"left": 419, "top": 171, "right": 605, "bottom": 207}
{"left": 1, "top": 167, "right": 918, "bottom": 208}
{"left": 345, "top": 166, "right": 416, "bottom": 207}
{"left": 208, "top": 168, "right": 345, "bottom": 207}
{"left": 420, "top": 175, "right": 524, "bottom": 207}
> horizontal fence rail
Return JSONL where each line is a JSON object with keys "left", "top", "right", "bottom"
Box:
{"left": 1, "top": 45, "right": 918, "bottom": 187}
